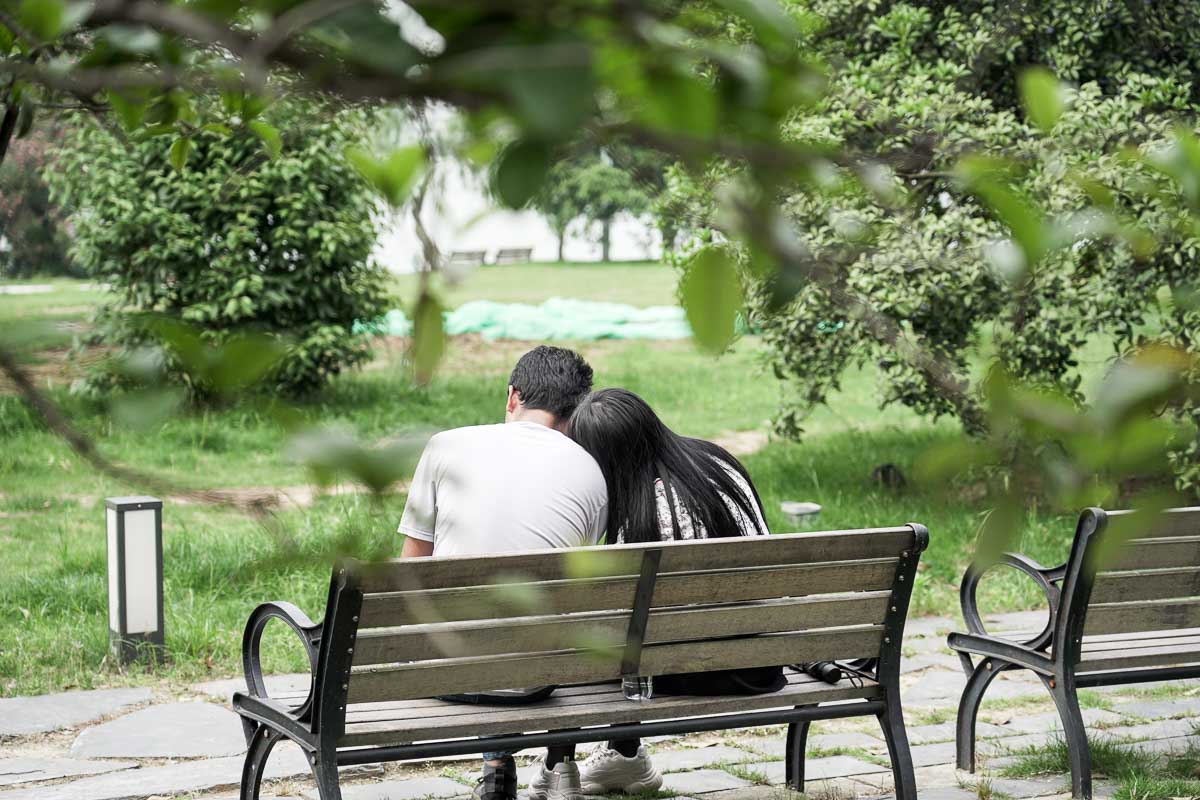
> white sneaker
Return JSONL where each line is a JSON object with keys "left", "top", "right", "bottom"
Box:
{"left": 578, "top": 746, "right": 662, "bottom": 795}
{"left": 528, "top": 758, "right": 583, "bottom": 800}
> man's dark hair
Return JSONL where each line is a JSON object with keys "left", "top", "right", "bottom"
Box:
{"left": 509, "top": 346, "right": 594, "bottom": 420}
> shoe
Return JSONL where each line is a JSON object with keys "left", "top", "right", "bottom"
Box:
{"left": 578, "top": 746, "right": 662, "bottom": 795}
{"left": 474, "top": 756, "right": 518, "bottom": 800}
{"left": 528, "top": 758, "right": 583, "bottom": 800}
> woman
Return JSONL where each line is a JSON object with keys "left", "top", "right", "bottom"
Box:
{"left": 530, "top": 388, "right": 782, "bottom": 800}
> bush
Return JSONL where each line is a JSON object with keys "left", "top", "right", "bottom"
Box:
{"left": 49, "top": 98, "right": 390, "bottom": 397}
{"left": 0, "top": 128, "right": 77, "bottom": 278}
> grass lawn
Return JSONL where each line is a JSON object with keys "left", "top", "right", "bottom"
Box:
{"left": 391, "top": 261, "right": 677, "bottom": 307}
{"left": 0, "top": 265, "right": 1089, "bottom": 695}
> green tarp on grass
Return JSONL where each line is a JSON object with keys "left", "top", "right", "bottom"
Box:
{"left": 360, "top": 298, "right": 693, "bottom": 341}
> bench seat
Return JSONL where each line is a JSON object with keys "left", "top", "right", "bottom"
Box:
{"left": 335, "top": 672, "right": 881, "bottom": 746}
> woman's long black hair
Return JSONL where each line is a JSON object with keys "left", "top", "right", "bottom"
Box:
{"left": 567, "top": 388, "right": 768, "bottom": 544}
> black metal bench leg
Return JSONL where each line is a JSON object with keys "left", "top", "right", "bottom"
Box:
{"left": 956, "top": 659, "right": 1002, "bottom": 772}
{"left": 784, "top": 720, "right": 809, "bottom": 792}
{"left": 310, "top": 745, "right": 344, "bottom": 800}
{"left": 240, "top": 724, "right": 283, "bottom": 800}
{"left": 1043, "top": 675, "right": 1092, "bottom": 800}
{"left": 877, "top": 699, "right": 916, "bottom": 800}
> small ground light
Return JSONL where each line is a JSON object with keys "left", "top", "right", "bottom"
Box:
{"left": 105, "top": 496, "right": 164, "bottom": 664}
{"left": 780, "top": 501, "right": 822, "bottom": 530}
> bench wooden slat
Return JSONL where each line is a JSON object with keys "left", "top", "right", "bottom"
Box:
{"left": 1080, "top": 627, "right": 1200, "bottom": 647}
{"left": 1084, "top": 597, "right": 1200, "bottom": 635}
{"left": 347, "top": 624, "right": 883, "bottom": 703}
{"left": 360, "top": 529, "right": 916, "bottom": 593}
{"left": 1105, "top": 508, "right": 1200, "bottom": 540}
{"left": 339, "top": 670, "right": 881, "bottom": 746}
{"left": 1091, "top": 567, "right": 1200, "bottom": 604}
{"left": 1106, "top": 537, "right": 1200, "bottom": 571}
{"left": 343, "top": 671, "right": 835, "bottom": 725}
{"left": 1079, "top": 639, "right": 1200, "bottom": 672}
{"left": 354, "top": 592, "right": 893, "bottom": 665}
{"left": 359, "top": 558, "right": 899, "bottom": 628}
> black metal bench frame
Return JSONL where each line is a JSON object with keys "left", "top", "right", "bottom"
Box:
{"left": 949, "top": 508, "right": 1200, "bottom": 800}
{"left": 233, "top": 526, "right": 928, "bottom": 800}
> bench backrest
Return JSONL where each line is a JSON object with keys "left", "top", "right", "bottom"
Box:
{"left": 1056, "top": 507, "right": 1200, "bottom": 660}
{"left": 494, "top": 247, "right": 534, "bottom": 264}
{"left": 308, "top": 526, "right": 927, "bottom": 724}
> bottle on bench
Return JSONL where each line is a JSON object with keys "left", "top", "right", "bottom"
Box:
{"left": 622, "top": 675, "right": 653, "bottom": 701}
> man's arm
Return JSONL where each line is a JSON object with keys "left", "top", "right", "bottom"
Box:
{"left": 400, "top": 536, "right": 434, "bottom": 558}
{"left": 398, "top": 437, "right": 438, "bottom": 558}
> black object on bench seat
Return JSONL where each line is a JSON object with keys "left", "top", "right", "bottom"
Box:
{"left": 233, "top": 525, "right": 929, "bottom": 800}
{"left": 949, "top": 506, "right": 1200, "bottom": 800}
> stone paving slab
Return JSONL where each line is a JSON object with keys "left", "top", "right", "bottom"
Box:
{"left": 1110, "top": 697, "right": 1200, "bottom": 719}
{"left": 300, "top": 776, "right": 467, "bottom": 800}
{"left": 0, "top": 687, "right": 153, "bottom": 736}
{"left": 0, "top": 757, "right": 136, "bottom": 787}
{"left": 649, "top": 745, "right": 758, "bottom": 771}
{"left": 908, "top": 741, "right": 956, "bottom": 768}
{"left": 70, "top": 702, "right": 246, "bottom": 759}
{"left": 192, "top": 674, "right": 310, "bottom": 701}
{"left": 750, "top": 755, "right": 885, "bottom": 785}
{"left": 999, "top": 708, "right": 1125, "bottom": 734}
{"left": 0, "top": 743, "right": 310, "bottom": 800}
{"left": 660, "top": 769, "right": 752, "bottom": 794}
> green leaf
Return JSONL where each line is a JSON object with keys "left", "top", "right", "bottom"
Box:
{"left": 492, "top": 140, "right": 551, "bottom": 208}
{"left": 713, "top": 0, "right": 799, "bottom": 50}
{"left": 346, "top": 146, "right": 424, "bottom": 207}
{"left": 168, "top": 136, "right": 191, "bottom": 172}
{"left": 208, "top": 334, "right": 286, "bottom": 393}
{"left": 18, "top": 0, "right": 89, "bottom": 40}
{"left": 955, "top": 155, "right": 1049, "bottom": 278}
{"left": 680, "top": 247, "right": 743, "bottom": 353}
{"left": 410, "top": 291, "right": 444, "bottom": 384}
{"left": 248, "top": 120, "right": 281, "bottom": 158}
{"left": 108, "top": 91, "right": 148, "bottom": 130}
{"left": 504, "top": 61, "right": 594, "bottom": 139}
{"left": 1018, "top": 67, "right": 1066, "bottom": 133}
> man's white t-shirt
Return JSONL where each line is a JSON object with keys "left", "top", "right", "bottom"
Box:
{"left": 398, "top": 421, "right": 608, "bottom": 556}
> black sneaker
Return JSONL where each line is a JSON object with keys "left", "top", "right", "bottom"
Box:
{"left": 474, "top": 756, "right": 518, "bottom": 800}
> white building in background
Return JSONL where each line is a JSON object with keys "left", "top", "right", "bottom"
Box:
{"left": 371, "top": 163, "right": 660, "bottom": 272}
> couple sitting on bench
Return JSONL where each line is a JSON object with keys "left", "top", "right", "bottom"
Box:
{"left": 397, "top": 346, "right": 785, "bottom": 800}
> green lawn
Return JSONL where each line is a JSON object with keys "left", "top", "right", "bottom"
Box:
{"left": 0, "top": 267, "right": 1086, "bottom": 695}
{"left": 391, "top": 261, "right": 677, "bottom": 307}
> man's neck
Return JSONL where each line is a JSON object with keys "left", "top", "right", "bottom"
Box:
{"left": 509, "top": 409, "right": 561, "bottom": 430}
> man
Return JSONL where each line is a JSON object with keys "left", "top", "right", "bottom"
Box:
{"left": 399, "top": 345, "right": 607, "bottom": 800}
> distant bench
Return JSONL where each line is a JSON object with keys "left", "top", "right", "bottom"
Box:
{"left": 232, "top": 525, "right": 930, "bottom": 800}
{"left": 446, "top": 250, "right": 487, "bottom": 268}
{"left": 492, "top": 247, "right": 534, "bottom": 265}
{"left": 950, "top": 506, "right": 1200, "bottom": 800}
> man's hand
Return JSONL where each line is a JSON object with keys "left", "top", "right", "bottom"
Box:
{"left": 400, "top": 536, "right": 434, "bottom": 558}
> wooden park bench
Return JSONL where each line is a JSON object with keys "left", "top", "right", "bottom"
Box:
{"left": 232, "top": 525, "right": 929, "bottom": 800}
{"left": 949, "top": 506, "right": 1200, "bottom": 800}
{"left": 492, "top": 247, "right": 534, "bottom": 265}
{"left": 446, "top": 250, "right": 487, "bottom": 268}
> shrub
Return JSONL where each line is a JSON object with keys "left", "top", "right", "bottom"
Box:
{"left": 49, "top": 98, "right": 390, "bottom": 397}
{"left": 0, "top": 127, "right": 77, "bottom": 278}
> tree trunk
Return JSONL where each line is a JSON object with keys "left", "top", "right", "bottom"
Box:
{"left": 0, "top": 102, "right": 18, "bottom": 168}
{"left": 601, "top": 218, "right": 611, "bottom": 262}
{"left": 557, "top": 230, "right": 565, "bottom": 262}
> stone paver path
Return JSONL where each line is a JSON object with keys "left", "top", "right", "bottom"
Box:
{"left": 4, "top": 612, "right": 1200, "bottom": 799}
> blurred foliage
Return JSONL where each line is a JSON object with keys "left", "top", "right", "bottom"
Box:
{"left": 46, "top": 97, "right": 390, "bottom": 398}
{"left": 656, "top": 1, "right": 1200, "bottom": 496}
{"left": 0, "top": 126, "right": 77, "bottom": 277}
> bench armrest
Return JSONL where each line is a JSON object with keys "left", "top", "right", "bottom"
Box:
{"left": 947, "top": 632, "right": 1056, "bottom": 676}
{"left": 232, "top": 692, "right": 318, "bottom": 749}
{"left": 241, "top": 601, "right": 323, "bottom": 718}
{"left": 959, "top": 553, "right": 1065, "bottom": 652}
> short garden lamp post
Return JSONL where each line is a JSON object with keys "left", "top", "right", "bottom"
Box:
{"left": 105, "top": 496, "right": 164, "bottom": 664}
